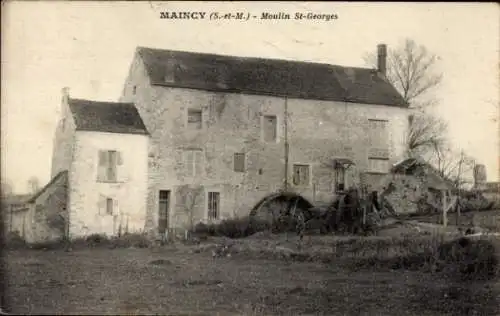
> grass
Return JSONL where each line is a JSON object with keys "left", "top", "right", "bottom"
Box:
{"left": 4, "top": 232, "right": 500, "bottom": 315}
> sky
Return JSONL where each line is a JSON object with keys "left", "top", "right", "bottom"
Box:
{"left": 2, "top": 2, "right": 499, "bottom": 193}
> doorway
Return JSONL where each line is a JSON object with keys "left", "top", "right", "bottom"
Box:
{"left": 158, "top": 190, "right": 170, "bottom": 235}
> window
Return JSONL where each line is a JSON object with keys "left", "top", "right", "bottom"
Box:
{"left": 263, "top": 115, "right": 277, "bottom": 142}
{"left": 408, "top": 114, "right": 414, "bottom": 126}
{"left": 132, "top": 85, "right": 137, "bottom": 95}
{"left": 106, "top": 198, "right": 113, "bottom": 215}
{"left": 293, "top": 164, "right": 310, "bottom": 186}
{"left": 207, "top": 192, "right": 220, "bottom": 220}
{"left": 98, "top": 150, "right": 121, "bottom": 182}
{"left": 184, "top": 149, "right": 203, "bottom": 177}
{"left": 368, "top": 119, "right": 389, "bottom": 159}
{"left": 187, "top": 109, "right": 202, "bottom": 129}
{"left": 234, "top": 153, "right": 245, "bottom": 172}
{"left": 335, "top": 167, "right": 346, "bottom": 192}
{"left": 368, "top": 158, "right": 389, "bottom": 174}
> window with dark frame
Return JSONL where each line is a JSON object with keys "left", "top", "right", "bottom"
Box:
{"left": 335, "top": 166, "right": 346, "bottom": 192}
{"left": 292, "top": 164, "right": 310, "bottom": 186}
{"left": 263, "top": 115, "right": 277, "bottom": 142}
{"left": 207, "top": 192, "right": 220, "bottom": 220}
{"left": 187, "top": 109, "right": 202, "bottom": 129}
{"left": 106, "top": 198, "right": 113, "bottom": 215}
{"left": 234, "top": 153, "right": 245, "bottom": 172}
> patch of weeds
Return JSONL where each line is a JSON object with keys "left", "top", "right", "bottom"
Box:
{"left": 149, "top": 259, "right": 172, "bottom": 266}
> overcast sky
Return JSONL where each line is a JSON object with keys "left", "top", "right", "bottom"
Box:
{"left": 2, "top": 2, "right": 499, "bottom": 193}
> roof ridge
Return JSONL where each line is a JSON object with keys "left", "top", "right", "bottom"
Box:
{"left": 69, "top": 97, "right": 134, "bottom": 106}
{"left": 137, "top": 46, "right": 375, "bottom": 71}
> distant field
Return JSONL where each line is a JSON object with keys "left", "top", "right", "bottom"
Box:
{"left": 410, "top": 209, "right": 500, "bottom": 232}
{"left": 4, "top": 239, "right": 499, "bottom": 315}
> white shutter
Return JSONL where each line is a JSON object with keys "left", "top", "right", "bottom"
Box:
{"left": 116, "top": 151, "right": 124, "bottom": 182}
{"left": 97, "top": 151, "right": 108, "bottom": 181}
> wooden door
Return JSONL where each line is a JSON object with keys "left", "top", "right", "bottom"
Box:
{"left": 158, "top": 190, "right": 170, "bottom": 234}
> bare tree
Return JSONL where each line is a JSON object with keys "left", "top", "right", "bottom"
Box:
{"left": 27, "top": 176, "right": 40, "bottom": 194}
{"left": 407, "top": 113, "right": 448, "bottom": 158}
{"left": 177, "top": 185, "right": 204, "bottom": 232}
{"left": 428, "top": 144, "right": 475, "bottom": 188}
{"left": 364, "top": 38, "right": 446, "bottom": 157}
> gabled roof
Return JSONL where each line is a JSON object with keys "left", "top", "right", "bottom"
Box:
{"left": 392, "top": 157, "right": 455, "bottom": 191}
{"left": 28, "top": 171, "right": 68, "bottom": 203}
{"left": 136, "top": 47, "right": 408, "bottom": 108}
{"left": 68, "top": 98, "right": 149, "bottom": 135}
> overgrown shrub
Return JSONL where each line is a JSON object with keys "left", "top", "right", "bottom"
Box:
{"left": 7, "top": 233, "right": 153, "bottom": 250}
{"left": 109, "top": 233, "right": 152, "bottom": 248}
{"left": 346, "top": 236, "right": 499, "bottom": 281}
{"left": 84, "top": 233, "right": 109, "bottom": 247}
{"left": 191, "top": 216, "right": 272, "bottom": 239}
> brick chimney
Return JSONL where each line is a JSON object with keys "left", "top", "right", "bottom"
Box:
{"left": 377, "top": 44, "right": 387, "bottom": 75}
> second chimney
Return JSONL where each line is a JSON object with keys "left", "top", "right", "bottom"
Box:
{"left": 61, "top": 87, "right": 70, "bottom": 103}
{"left": 377, "top": 44, "right": 387, "bottom": 75}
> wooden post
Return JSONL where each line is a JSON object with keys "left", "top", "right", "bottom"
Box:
{"left": 442, "top": 190, "right": 448, "bottom": 228}
{"left": 362, "top": 202, "right": 367, "bottom": 226}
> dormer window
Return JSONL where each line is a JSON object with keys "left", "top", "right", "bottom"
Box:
{"left": 165, "top": 60, "right": 176, "bottom": 83}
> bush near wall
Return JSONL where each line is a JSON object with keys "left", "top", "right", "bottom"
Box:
{"left": 5, "top": 232, "right": 154, "bottom": 250}
{"left": 191, "top": 216, "right": 277, "bottom": 239}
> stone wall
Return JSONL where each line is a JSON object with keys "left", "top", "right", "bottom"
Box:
{"left": 119, "top": 53, "right": 410, "bottom": 233}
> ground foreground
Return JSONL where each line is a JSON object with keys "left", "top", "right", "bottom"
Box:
{"left": 5, "top": 235, "right": 500, "bottom": 316}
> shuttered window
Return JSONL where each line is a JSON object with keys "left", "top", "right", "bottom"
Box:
{"left": 97, "top": 150, "right": 122, "bottom": 182}
{"left": 234, "top": 153, "right": 245, "bottom": 172}
{"left": 184, "top": 149, "right": 203, "bottom": 177}
{"left": 98, "top": 194, "right": 117, "bottom": 216}
{"left": 368, "top": 119, "right": 389, "bottom": 159}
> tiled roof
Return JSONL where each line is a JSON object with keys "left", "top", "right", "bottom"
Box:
{"left": 68, "top": 98, "right": 148, "bottom": 135}
{"left": 137, "top": 46, "right": 408, "bottom": 108}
